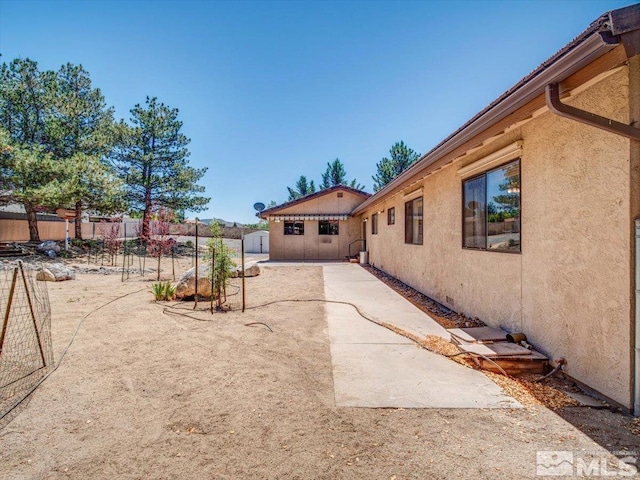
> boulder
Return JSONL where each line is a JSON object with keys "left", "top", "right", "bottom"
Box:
{"left": 36, "top": 269, "right": 56, "bottom": 282}
{"left": 37, "top": 240, "right": 61, "bottom": 253}
{"left": 238, "top": 263, "right": 260, "bottom": 277}
{"left": 36, "top": 263, "right": 75, "bottom": 282}
{"left": 232, "top": 263, "right": 260, "bottom": 278}
{"left": 175, "top": 265, "right": 214, "bottom": 299}
{"left": 175, "top": 263, "right": 260, "bottom": 299}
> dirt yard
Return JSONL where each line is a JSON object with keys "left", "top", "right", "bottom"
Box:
{"left": 0, "top": 256, "right": 638, "bottom": 479}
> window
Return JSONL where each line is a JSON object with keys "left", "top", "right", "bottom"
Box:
{"left": 387, "top": 207, "right": 395, "bottom": 225}
{"left": 319, "top": 220, "right": 339, "bottom": 235}
{"left": 404, "top": 197, "right": 423, "bottom": 244}
{"left": 371, "top": 213, "right": 378, "bottom": 234}
{"left": 284, "top": 221, "right": 304, "bottom": 235}
{"left": 463, "top": 159, "right": 520, "bottom": 252}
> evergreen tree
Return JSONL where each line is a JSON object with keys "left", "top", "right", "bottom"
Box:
{"left": 0, "top": 58, "right": 57, "bottom": 240}
{"left": 0, "top": 128, "right": 63, "bottom": 241}
{"left": 287, "top": 175, "right": 316, "bottom": 200}
{"left": 47, "top": 63, "right": 124, "bottom": 238}
{"left": 320, "top": 158, "right": 364, "bottom": 190}
{"left": 372, "top": 141, "right": 420, "bottom": 192}
{"left": 110, "top": 97, "right": 209, "bottom": 240}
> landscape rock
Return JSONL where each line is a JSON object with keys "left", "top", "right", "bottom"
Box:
{"left": 231, "top": 263, "right": 260, "bottom": 278}
{"left": 238, "top": 263, "right": 260, "bottom": 277}
{"left": 175, "top": 265, "right": 214, "bottom": 299}
{"left": 175, "top": 262, "right": 260, "bottom": 299}
{"left": 36, "top": 263, "right": 75, "bottom": 282}
{"left": 36, "top": 269, "right": 56, "bottom": 282}
{"left": 36, "top": 241, "right": 61, "bottom": 253}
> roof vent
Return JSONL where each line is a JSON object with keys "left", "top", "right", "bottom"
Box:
{"left": 337, "top": 192, "right": 343, "bottom": 198}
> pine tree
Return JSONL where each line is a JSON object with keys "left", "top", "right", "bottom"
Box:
{"left": 110, "top": 97, "right": 209, "bottom": 241}
{"left": 0, "top": 58, "right": 58, "bottom": 241}
{"left": 47, "top": 63, "right": 123, "bottom": 238}
{"left": 320, "top": 158, "right": 364, "bottom": 190}
{"left": 287, "top": 175, "right": 316, "bottom": 200}
{"left": 372, "top": 141, "right": 420, "bottom": 192}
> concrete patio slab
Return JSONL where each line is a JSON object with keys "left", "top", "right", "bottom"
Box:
{"left": 323, "top": 263, "right": 521, "bottom": 409}
{"left": 323, "top": 264, "right": 450, "bottom": 341}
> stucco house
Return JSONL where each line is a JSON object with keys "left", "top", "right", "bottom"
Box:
{"left": 261, "top": 5, "right": 640, "bottom": 413}
{"left": 259, "top": 185, "right": 369, "bottom": 261}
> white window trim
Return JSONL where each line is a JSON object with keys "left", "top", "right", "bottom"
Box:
{"left": 457, "top": 140, "right": 522, "bottom": 179}
{"left": 402, "top": 187, "right": 423, "bottom": 200}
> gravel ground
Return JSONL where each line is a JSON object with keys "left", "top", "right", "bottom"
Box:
{"left": 0, "top": 256, "right": 638, "bottom": 479}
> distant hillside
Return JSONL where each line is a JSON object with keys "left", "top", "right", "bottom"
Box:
{"left": 196, "top": 218, "right": 244, "bottom": 227}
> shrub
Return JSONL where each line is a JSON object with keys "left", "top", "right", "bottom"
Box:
{"left": 152, "top": 281, "right": 176, "bottom": 301}
{"left": 206, "top": 221, "right": 236, "bottom": 307}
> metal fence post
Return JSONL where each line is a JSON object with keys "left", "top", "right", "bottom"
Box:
{"left": 241, "top": 238, "right": 245, "bottom": 312}
{"left": 194, "top": 218, "right": 199, "bottom": 308}
{"left": 210, "top": 248, "right": 215, "bottom": 313}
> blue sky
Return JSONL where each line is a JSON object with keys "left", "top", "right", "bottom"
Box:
{"left": 0, "top": 0, "right": 633, "bottom": 223}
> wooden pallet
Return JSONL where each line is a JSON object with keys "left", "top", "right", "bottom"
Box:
{"left": 448, "top": 326, "right": 548, "bottom": 375}
{"left": 449, "top": 326, "right": 508, "bottom": 344}
{"left": 0, "top": 244, "right": 25, "bottom": 257}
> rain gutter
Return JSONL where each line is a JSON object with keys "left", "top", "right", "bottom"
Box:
{"left": 545, "top": 83, "right": 640, "bottom": 140}
{"left": 353, "top": 21, "right": 619, "bottom": 216}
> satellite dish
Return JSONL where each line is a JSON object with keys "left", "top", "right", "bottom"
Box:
{"left": 254, "top": 202, "right": 266, "bottom": 212}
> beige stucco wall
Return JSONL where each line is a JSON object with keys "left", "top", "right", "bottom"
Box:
{"left": 363, "top": 67, "right": 635, "bottom": 408}
{"left": 268, "top": 189, "right": 366, "bottom": 261}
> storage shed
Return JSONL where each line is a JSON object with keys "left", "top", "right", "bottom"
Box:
{"left": 244, "top": 230, "right": 269, "bottom": 254}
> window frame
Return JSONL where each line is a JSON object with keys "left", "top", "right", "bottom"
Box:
{"left": 371, "top": 213, "right": 378, "bottom": 235}
{"left": 461, "top": 158, "right": 521, "bottom": 254}
{"left": 404, "top": 196, "right": 423, "bottom": 245}
{"left": 318, "top": 219, "right": 339, "bottom": 236}
{"left": 283, "top": 221, "right": 304, "bottom": 235}
{"left": 387, "top": 207, "right": 395, "bottom": 225}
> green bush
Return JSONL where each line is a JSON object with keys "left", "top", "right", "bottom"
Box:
{"left": 152, "top": 281, "right": 176, "bottom": 301}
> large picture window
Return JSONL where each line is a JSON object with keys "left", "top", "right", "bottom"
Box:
{"left": 404, "top": 197, "right": 423, "bottom": 245}
{"left": 463, "top": 159, "right": 520, "bottom": 252}
{"left": 319, "top": 220, "right": 339, "bottom": 235}
{"left": 284, "top": 221, "right": 304, "bottom": 235}
{"left": 371, "top": 213, "right": 378, "bottom": 234}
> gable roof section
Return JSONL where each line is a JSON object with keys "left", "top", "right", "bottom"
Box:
{"left": 259, "top": 184, "right": 370, "bottom": 219}
{"left": 353, "top": 4, "right": 640, "bottom": 215}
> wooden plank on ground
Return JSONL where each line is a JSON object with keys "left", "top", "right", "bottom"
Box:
{"left": 473, "top": 354, "right": 548, "bottom": 374}
{"left": 459, "top": 342, "right": 533, "bottom": 357}
{"left": 448, "top": 326, "right": 508, "bottom": 344}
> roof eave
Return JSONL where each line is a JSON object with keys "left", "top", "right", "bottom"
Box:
{"left": 259, "top": 184, "right": 370, "bottom": 219}
{"left": 353, "top": 19, "right": 623, "bottom": 216}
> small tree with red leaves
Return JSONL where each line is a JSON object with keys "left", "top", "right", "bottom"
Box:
{"left": 100, "top": 217, "right": 122, "bottom": 265}
{"left": 147, "top": 207, "right": 176, "bottom": 280}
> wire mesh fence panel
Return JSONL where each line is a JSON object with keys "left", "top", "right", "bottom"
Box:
{"left": 221, "top": 238, "right": 243, "bottom": 311}
{"left": 0, "top": 262, "right": 53, "bottom": 423}
{"left": 204, "top": 238, "right": 244, "bottom": 312}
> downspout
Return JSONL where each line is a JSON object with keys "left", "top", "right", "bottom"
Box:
{"left": 545, "top": 83, "right": 640, "bottom": 141}
{"left": 633, "top": 218, "right": 640, "bottom": 417}
{"left": 547, "top": 82, "right": 640, "bottom": 415}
